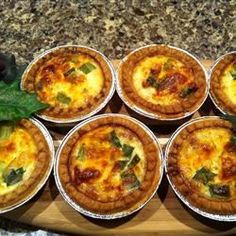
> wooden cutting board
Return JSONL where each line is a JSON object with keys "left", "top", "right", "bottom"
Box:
{"left": 2, "top": 60, "right": 236, "bottom": 235}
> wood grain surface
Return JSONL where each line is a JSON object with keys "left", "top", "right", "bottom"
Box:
{"left": 2, "top": 60, "right": 236, "bottom": 235}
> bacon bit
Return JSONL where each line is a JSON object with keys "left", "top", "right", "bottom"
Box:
{"left": 221, "top": 157, "right": 236, "bottom": 180}
{"left": 150, "top": 64, "right": 162, "bottom": 76}
{"left": 68, "top": 74, "right": 86, "bottom": 84}
{"left": 74, "top": 167, "right": 101, "bottom": 185}
{"left": 201, "top": 144, "right": 213, "bottom": 154}
{"left": 5, "top": 142, "right": 15, "bottom": 152}
{"left": 224, "top": 142, "right": 236, "bottom": 153}
{"left": 142, "top": 80, "right": 149, "bottom": 88}
{"left": 101, "top": 160, "right": 108, "bottom": 168}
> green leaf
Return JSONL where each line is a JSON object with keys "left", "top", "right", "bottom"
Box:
{"left": 115, "top": 160, "right": 128, "bottom": 170}
{"left": 0, "top": 122, "right": 15, "bottom": 140}
{"left": 120, "top": 170, "right": 140, "bottom": 190}
{"left": 3, "top": 167, "right": 25, "bottom": 186}
{"left": 127, "top": 154, "right": 141, "bottom": 169}
{"left": 193, "top": 167, "right": 216, "bottom": 185}
{"left": 0, "top": 80, "right": 49, "bottom": 121}
{"left": 122, "top": 144, "right": 134, "bottom": 158}
{"left": 230, "top": 70, "right": 236, "bottom": 80}
{"left": 221, "top": 115, "right": 236, "bottom": 132}
{"left": 179, "top": 85, "right": 198, "bottom": 98}
{"left": 79, "top": 62, "right": 96, "bottom": 74}
{"left": 146, "top": 76, "right": 160, "bottom": 89}
{"left": 209, "top": 184, "right": 230, "bottom": 199}
{"left": 110, "top": 130, "right": 122, "bottom": 148}
{"left": 0, "top": 53, "right": 17, "bottom": 84}
{"left": 64, "top": 67, "right": 76, "bottom": 77}
{"left": 56, "top": 92, "right": 71, "bottom": 105}
{"left": 77, "top": 145, "right": 85, "bottom": 161}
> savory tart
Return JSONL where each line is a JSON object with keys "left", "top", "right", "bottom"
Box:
{"left": 210, "top": 52, "right": 236, "bottom": 115}
{"left": 57, "top": 115, "right": 162, "bottom": 216}
{"left": 21, "top": 46, "right": 114, "bottom": 122}
{"left": 167, "top": 117, "right": 236, "bottom": 214}
{"left": 0, "top": 119, "right": 52, "bottom": 211}
{"left": 118, "top": 45, "right": 207, "bottom": 119}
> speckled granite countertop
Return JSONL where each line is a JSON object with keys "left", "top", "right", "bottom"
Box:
{"left": 0, "top": 0, "right": 235, "bottom": 235}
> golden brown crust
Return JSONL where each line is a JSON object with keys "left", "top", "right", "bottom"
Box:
{"left": 58, "top": 116, "right": 161, "bottom": 214}
{"left": 22, "top": 46, "right": 113, "bottom": 120}
{"left": 167, "top": 118, "right": 236, "bottom": 214}
{"left": 0, "top": 119, "right": 51, "bottom": 209}
{"left": 210, "top": 53, "right": 236, "bottom": 114}
{"left": 118, "top": 45, "right": 207, "bottom": 119}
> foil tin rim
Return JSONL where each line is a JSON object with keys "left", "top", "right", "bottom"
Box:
{"left": 0, "top": 118, "right": 55, "bottom": 214}
{"left": 54, "top": 113, "right": 164, "bottom": 219}
{"left": 116, "top": 44, "right": 209, "bottom": 121}
{"left": 208, "top": 51, "right": 236, "bottom": 115}
{"left": 21, "top": 45, "right": 116, "bottom": 124}
{"left": 165, "top": 116, "right": 236, "bottom": 221}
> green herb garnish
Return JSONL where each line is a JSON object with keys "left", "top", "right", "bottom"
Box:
{"left": 127, "top": 154, "right": 141, "bottom": 169}
{"left": 122, "top": 144, "right": 134, "bottom": 158}
{"left": 64, "top": 67, "right": 76, "bottom": 77}
{"left": 179, "top": 86, "right": 198, "bottom": 98}
{"left": 230, "top": 70, "right": 236, "bottom": 80}
{"left": 146, "top": 76, "right": 160, "bottom": 89}
{"left": 0, "top": 122, "right": 14, "bottom": 140}
{"left": 79, "top": 62, "right": 96, "bottom": 74}
{"left": 3, "top": 167, "right": 25, "bottom": 186}
{"left": 110, "top": 130, "right": 122, "bottom": 148}
{"left": 193, "top": 167, "right": 216, "bottom": 185}
{"left": 121, "top": 170, "right": 140, "bottom": 190}
{"left": 116, "top": 160, "right": 128, "bottom": 170}
{"left": 56, "top": 92, "right": 71, "bottom": 105}
{"left": 77, "top": 145, "right": 85, "bottom": 161}
{"left": 209, "top": 184, "right": 230, "bottom": 199}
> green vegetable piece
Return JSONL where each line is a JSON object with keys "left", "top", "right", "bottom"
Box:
{"left": 230, "top": 70, "right": 236, "bottom": 80}
{"left": 64, "top": 67, "right": 76, "bottom": 77}
{"left": 128, "top": 154, "right": 141, "bottom": 169}
{"left": 110, "top": 130, "right": 122, "bottom": 148}
{"left": 0, "top": 122, "right": 14, "bottom": 140}
{"left": 0, "top": 80, "right": 48, "bottom": 122}
{"left": 79, "top": 62, "right": 96, "bottom": 74}
{"left": 122, "top": 144, "right": 134, "bottom": 158}
{"left": 221, "top": 115, "right": 236, "bottom": 132}
{"left": 56, "top": 92, "right": 71, "bottom": 104}
{"left": 179, "top": 86, "right": 198, "bottom": 98}
{"left": 120, "top": 170, "right": 140, "bottom": 190}
{"left": 3, "top": 167, "right": 25, "bottom": 186}
{"left": 116, "top": 160, "right": 128, "bottom": 170}
{"left": 193, "top": 167, "right": 216, "bottom": 185}
{"left": 146, "top": 76, "right": 160, "bottom": 89}
{"left": 209, "top": 184, "right": 230, "bottom": 198}
{"left": 163, "top": 59, "right": 174, "bottom": 70}
{"left": 77, "top": 145, "right": 85, "bottom": 161}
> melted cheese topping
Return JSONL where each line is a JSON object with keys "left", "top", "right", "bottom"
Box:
{"left": 70, "top": 125, "right": 146, "bottom": 201}
{"left": 178, "top": 127, "right": 236, "bottom": 198}
{"left": 132, "top": 56, "right": 195, "bottom": 105}
{"left": 35, "top": 54, "right": 104, "bottom": 108}
{"left": 220, "top": 63, "right": 236, "bottom": 104}
{"left": 0, "top": 127, "right": 37, "bottom": 195}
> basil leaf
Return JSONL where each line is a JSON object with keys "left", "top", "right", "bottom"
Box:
{"left": 110, "top": 130, "right": 122, "bottom": 148}
{"left": 0, "top": 80, "right": 48, "bottom": 122}
{"left": 0, "top": 122, "right": 15, "bottom": 140}
{"left": 79, "top": 63, "right": 96, "bottom": 74}
{"left": 56, "top": 92, "right": 71, "bottom": 104}
{"left": 122, "top": 144, "right": 134, "bottom": 158}
{"left": 77, "top": 145, "right": 85, "bottom": 161}
{"left": 3, "top": 167, "right": 25, "bottom": 186}
{"left": 209, "top": 184, "right": 230, "bottom": 198}
{"left": 128, "top": 154, "right": 140, "bottom": 169}
{"left": 193, "top": 167, "right": 216, "bottom": 185}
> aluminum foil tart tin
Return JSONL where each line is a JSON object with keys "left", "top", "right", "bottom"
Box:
{"left": 165, "top": 116, "right": 236, "bottom": 221}
{"left": 0, "top": 118, "right": 55, "bottom": 214}
{"left": 21, "top": 45, "right": 116, "bottom": 124}
{"left": 54, "top": 113, "right": 164, "bottom": 219}
{"left": 116, "top": 44, "right": 209, "bottom": 121}
{"left": 208, "top": 51, "right": 236, "bottom": 115}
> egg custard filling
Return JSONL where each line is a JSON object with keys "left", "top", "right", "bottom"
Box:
{"left": 58, "top": 116, "right": 162, "bottom": 214}
{"left": 168, "top": 118, "right": 236, "bottom": 214}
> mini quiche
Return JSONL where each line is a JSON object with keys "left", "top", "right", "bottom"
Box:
{"left": 167, "top": 117, "right": 236, "bottom": 214}
{"left": 118, "top": 45, "right": 207, "bottom": 119}
{"left": 57, "top": 115, "right": 162, "bottom": 216}
{"left": 210, "top": 52, "right": 236, "bottom": 115}
{"left": 0, "top": 119, "right": 52, "bottom": 211}
{"left": 21, "top": 46, "right": 114, "bottom": 122}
